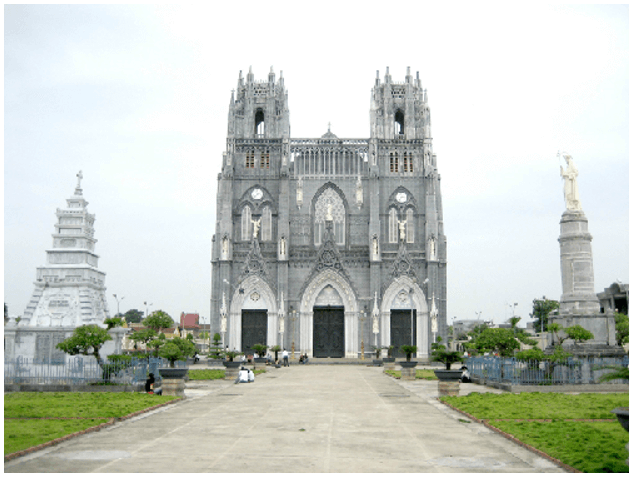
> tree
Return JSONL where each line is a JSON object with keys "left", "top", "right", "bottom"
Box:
{"left": 143, "top": 310, "right": 174, "bottom": 332}
{"left": 103, "top": 317, "right": 124, "bottom": 329}
{"left": 129, "top": 328, "right": 157, "bottom": 352}
{"left": 614, "top": 312, "right": 629, "bottom": 346}
{"left": 159, "top": 337, "right": 197, "bottom": 367}
{"left": 530, "top": 297, "right": 559, "bottom": 333}
{"left": 547, "top": 323, "right": 593, "bottom": 346}
{"left": 123, "top": 309, "right": 144, "bottom": 324}
{"left": 467, "top": 328, "right": 520, "bottom": 357}
{"left": 56, "top": 324, "right": 111, "bottom": 367}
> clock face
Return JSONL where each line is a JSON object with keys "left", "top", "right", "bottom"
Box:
{"left": 396, "top": 192, "right": 407, "bottom": 203}
{"left": 251, "top": 189, "right": 263, "bottom": 200}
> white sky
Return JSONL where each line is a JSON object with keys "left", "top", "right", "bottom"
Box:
{"left": 4, "top": 2, "right": 629, "bottom": 326}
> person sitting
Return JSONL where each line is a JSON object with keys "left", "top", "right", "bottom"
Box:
{"left": 193, "top": 352, "right": 200, "bottom": 364}
{"left": 247, "top": 369, "right": 255, "bottom": 382}
{"left": 460, "top": 366, "right": 471, "bottom": 383}
{"left": 145, "top": 373, "right": 162, "bottom": 395}
{"left": 235, "top": 366, "right": 250, "bottom": 384}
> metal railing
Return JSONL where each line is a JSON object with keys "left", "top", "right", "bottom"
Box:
{"left": 466, "top": 355, "right": 629, "bottom": 386}
{"left": 4, "top": 356, "right": 186, "bottom": 385}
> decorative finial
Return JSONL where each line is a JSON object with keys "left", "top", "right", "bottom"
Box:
{"left": 76, "top": 170, "right": 83, "bottom": 190}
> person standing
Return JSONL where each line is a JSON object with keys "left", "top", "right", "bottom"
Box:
{"left": 282, "top": 349, "right": 289, "bottom": 367}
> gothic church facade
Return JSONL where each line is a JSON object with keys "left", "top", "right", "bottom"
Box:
{"left": 210, "top": 67, "right": 447, "bottom": 359}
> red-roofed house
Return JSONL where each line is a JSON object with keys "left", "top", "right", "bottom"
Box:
{"left": 180, "top": 313, "right": 201, "bottom": 338}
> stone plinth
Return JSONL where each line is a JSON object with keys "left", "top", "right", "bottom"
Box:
{"left": 438, "top": 381, "right": 459, "bottom": 397}
{"left": 400, "top": 362, "right": 417, "bottom": 380}
{"left": 558, "top": 210, "right": 600, "bottom": 314}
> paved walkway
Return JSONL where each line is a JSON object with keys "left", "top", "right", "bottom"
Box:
{"left": 5, "top": 366, "right": 565, "bottom": 473}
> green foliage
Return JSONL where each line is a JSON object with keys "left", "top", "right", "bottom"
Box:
{"left": 4, "top": 392, "right": 177, "bottom": 455}
{"left": 143, "top": 310, "right": 174, "bottom": 331}
{"left": 439, "top": 392, "right": 629, "bottom": 420}
{"left": 399, "top": 344, "right": 417, "bottom": 361}
{"left": 224, "top": 350, "right": 241, "bottom": 361}
{"left": 188, "top": 369, "right": 226, "bottom": 380}
{"left": 614, "top": 312, "right": 629, "bottom": 345}
{"left": 186, "top": 333, "right": 194, "bottom": 341}
{"left": 598, "top": 365, "right": 629, "bottom": 382}
{"left": 158, "top": 337, "right": 196, "bottom": 367}
{"left": 252, "top": 343, "right": 268, "bottom": 356}
{"left": 467, "top": 328, "right": 520, "bottom": 357}
{"left": 430, "top": 336, "right": 463, "bottom": 369}
{"left": 103, "top": 317, "right": 124, "bottom": 329}
{"left": 489, "top": 421, "right": 628, "bottom": 473}
{"left": 213, "top": 332, "right": 222, "bottom": 345}
{"left": 530, "top": 297, "right": 559, "bottom": 333}
{"left": 565, "top": 325, "right": 594, "bottom": 343}
{"left": 515, "top": 347, "right": 545, "bottom": 362}
{"left": 123, "top": 308, "right": 144, "bottom": 323}
{"left": 384, "top": 369, "right": 438, "bottom": 380}
{"left": 129, "top": 328, "right": 157, "bottom": 347}
{"left": 55, "top": 325, "right": 111, "bottom": 365}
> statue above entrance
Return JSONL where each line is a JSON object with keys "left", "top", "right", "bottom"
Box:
{"left": 559, "top": 151, "right": 582, "bottom": 211}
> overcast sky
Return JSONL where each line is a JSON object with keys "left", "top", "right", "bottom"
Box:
{"left": 4, "top": 3, "right": 629, "bottom": 326}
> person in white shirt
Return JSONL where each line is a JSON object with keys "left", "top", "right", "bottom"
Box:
{"left": 235, "top": 367, "right": 249, "bottom": 383}
{"left": 282, "top": 349, "right": 289, "bottom": 367}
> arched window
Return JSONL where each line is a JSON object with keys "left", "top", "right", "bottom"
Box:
{"left": 241, "top": 206, "right": 252, "bottom": 241}
{"left": 389, "top": 208, "right": 398, "bottom": 243}
{"left": 261, "top": 206, "right": 272, "bottom": 242}
{"left": 406, "top": 208, "right": 415, "bottom": 243}
{"left": 255, "top": 109, "right": 265, "bottom": 136}
{"left": 314, "top": 188, "right": 345, "bottom": 246}
{"left": 395, "top": 110, "right": 404, "bottom": 136}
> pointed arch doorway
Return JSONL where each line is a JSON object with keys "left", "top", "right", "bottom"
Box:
{"left": 299, "top": 269, "right": 358, "bottom": 358}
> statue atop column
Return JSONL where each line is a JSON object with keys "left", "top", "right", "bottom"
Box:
{"left": 559, "top": 151, "right": 582, "bottom": 211}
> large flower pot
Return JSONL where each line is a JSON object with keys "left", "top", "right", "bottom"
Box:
{"left": 399, "top": 361, "right": 417, "bottom": 381}
{"left": 158, "top": 368, "right": 187, "bottom": 396}
{"left": 223, "top": 361, "right": 240, "bottom": 380}
{"left": 254, "top": 357, "right": 267, "bottom": 364}
{"left": 382, "top": 357, "right": 396, "bottom": 370}
{"left": 373, "top": 359, "right": 383, "bottom": 367}
{"left": 434, "top": 369, "right": 462, "bottom": 397}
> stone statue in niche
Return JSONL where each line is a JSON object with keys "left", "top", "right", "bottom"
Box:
{"left": 296, "top": 176, "right": 303, "bottom": 208}
{"left": 372, "top": 236, "right": 379, "bottom": 257}
{"left": 398, "top": 219, "right": 407, "bottom": 242}
{"left": 251, "top": 218, "right": 261, "bottom": 239}
{"left": 559, "top": 151, "right": 582, "bottom": 211}
{"left": 326, "top": 201, "right": 333, "bottom": 221}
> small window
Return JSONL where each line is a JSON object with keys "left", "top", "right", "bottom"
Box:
{"left": 390, "top": 152, "right": 399, "bottom": 173}
{"left": 260, "top": 149, "right": 270, "bottom": 169}
{"left": 246, "top": 150, "right": 255, "bottom": 168}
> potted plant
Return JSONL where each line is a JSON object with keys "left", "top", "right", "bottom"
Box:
{"left": 270, "top": 345, "right": 282, "bottom": 364}
{"left": 431, "top": 336, "right": 464, "bottom": 382}
{"left": 252, "top": 344, "right": 268, "bottom": 363}
{"left": 158, "top": 337, "right": 196, "bottom": 396}
{"left": 372, "top": 346, "right": 384, "bottom": 366}
{"left": 223, "top": 350, "right": 241, "bottom": 367}
{"left": 399, "top": 345, "right": 418, "bottom": 365}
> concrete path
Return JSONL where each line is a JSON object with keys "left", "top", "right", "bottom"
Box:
{"left": 5, "top": 366, "right": 565, "bottom": 473}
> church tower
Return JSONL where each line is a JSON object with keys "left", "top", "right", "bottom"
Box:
{"left": 211, "top": 67, "right": 447, "bottom": 360}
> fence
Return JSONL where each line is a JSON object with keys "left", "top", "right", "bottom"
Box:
{"left": 4, "top": 356, "right": 186, "bottom": 385}
{"left": 466, "top": 355, "right": 629, "bottom": 386}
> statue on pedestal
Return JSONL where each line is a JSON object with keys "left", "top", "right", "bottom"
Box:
{"left": 559, "top": 151, "right": 582, "bottom": 211}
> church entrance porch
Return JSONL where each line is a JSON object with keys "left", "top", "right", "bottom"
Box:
{"left": 313, "top": 306, "right": 345, "bottom": 358}
{"left": 241, "top": 310, "right": 267, "bottom": 355}
{"left": 390, "top": 309, "right": 417, "bottom": 358}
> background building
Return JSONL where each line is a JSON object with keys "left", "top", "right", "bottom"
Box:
{"left": 210, "top": 67, "right": 447, "bottom": 359}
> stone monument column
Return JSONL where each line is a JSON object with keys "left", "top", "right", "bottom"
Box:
{"left": 550, "top": 153, "right": 621, "bottom": 354}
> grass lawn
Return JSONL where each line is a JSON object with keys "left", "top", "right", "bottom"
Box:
{"left": 440, "top": 392, "right": 629, "bottom": 473}
{"left": 4, "top": 392, "right": 178, "bottom": 456}
{"left": 188, "top": 368, "right": 266, "bottom": 380}
{"left": 384, "top": 369, "right": 438, "bottom": 380}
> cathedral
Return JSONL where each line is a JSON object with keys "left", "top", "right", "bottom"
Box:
{"left": 210, "top": 67, "right": 447, "bottom": 360}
